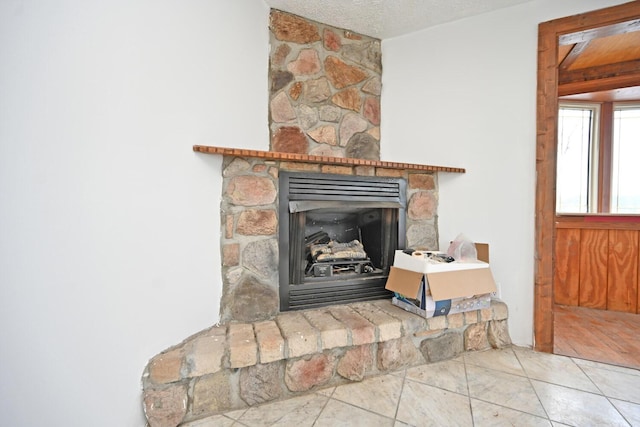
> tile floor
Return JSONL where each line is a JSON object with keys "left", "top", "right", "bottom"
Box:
{"left": 182, "top": 346, "right": 640, "bottom": 426}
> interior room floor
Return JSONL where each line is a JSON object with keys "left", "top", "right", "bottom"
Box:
{"left": 181, "top": 346, "right": 640, "bottom": 426}
{"left": 554, "top": 304, "right": 640, "bottom": 371}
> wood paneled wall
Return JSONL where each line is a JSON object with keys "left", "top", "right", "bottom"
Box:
{"left": 555, "top": 220, "right": 640, "bottom": 313}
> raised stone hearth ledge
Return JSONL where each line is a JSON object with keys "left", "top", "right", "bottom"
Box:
{"left": 193, "top": 145, "right": 466, "bottom": 173}
{"left": 142, "top": 299, "right": 510, "bottom": 426}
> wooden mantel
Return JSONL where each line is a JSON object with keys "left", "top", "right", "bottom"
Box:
{"left": 193, "top": 145, "right": 466, "bottom": 173}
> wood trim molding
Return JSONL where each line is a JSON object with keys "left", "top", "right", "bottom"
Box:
{"left": 599, "top": 102, "right": 614, "bottom": 212}
{"left": 193, "top": 145, "right": 466, "bottom": 173}
{"left": 535, "top": 1, "right": 640, "bottom": 353}
{"left": 558, "top": 59, "right": 640, "bottom": 96}
{"left": 535, "top": 19, "right": 558, "bottom": 353}
{"left": 556, "top": 216, "right": 640, "bottom": 230}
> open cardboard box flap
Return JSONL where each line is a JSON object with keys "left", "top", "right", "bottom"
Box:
{"left": 426, "top": 268, "right": 496, "bottom": 300}
{"left": 386, "top": 267, "right": 424, "bottom": 297}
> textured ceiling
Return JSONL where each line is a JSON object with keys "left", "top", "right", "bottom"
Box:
{"left": 263, "top": 0, "right": 533, "bottom": 39}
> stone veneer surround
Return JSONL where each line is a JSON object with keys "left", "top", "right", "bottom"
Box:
{"left": 218, "top": 156, "right": 439, "bottom": 324}
{"left": 269, "top": 9, "right": 382, "bottom": 160}
{"left": 214, "top": 8, "right": 447, "bottom": 325}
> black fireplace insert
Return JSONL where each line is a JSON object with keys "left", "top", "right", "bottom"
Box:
{"left": 279, "top": 171, "right": 406, "bottom": 311}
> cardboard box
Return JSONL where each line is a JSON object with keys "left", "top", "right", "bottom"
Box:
{"left": 385, "top": 249, "right": 496, "bottom": 318}
{"left": 475, "top": 243, "right": 489, "bottom": 263}
{"left": 391, "top": 294, "right": 492, "bottom": 318}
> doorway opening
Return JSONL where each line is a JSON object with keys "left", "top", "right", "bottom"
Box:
{"left": 535, "top": 2, "right": 640, "bottom": 369}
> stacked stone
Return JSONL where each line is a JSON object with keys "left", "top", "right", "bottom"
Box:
{"left": 269, "top": 10, "right": 382, "bottom": 160}
{"left": 218, "top": 152, "right": 439, "bottom": 324}
{"left": 406, "top": 173, "right": 439, "bottom": 250}
{"left": 142, "top": 299, "right": 511, "bottom": 427}
{"left": 219, "top": 157, "right": 280, "bottom": 324}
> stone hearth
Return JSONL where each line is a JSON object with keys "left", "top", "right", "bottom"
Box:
{"left": 140, "top": 148, "right": 469, "bottom": 426}
{"left": 142, "top": 299, "right": 511, "bottom": 426}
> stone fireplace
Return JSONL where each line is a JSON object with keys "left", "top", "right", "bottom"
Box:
{"left": 210, "top": 9, "right": 468, "bottom": 324}
{"left": 139, "top": 10, "right": 513, "bottom": 427}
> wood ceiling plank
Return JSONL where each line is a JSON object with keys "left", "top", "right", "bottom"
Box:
{"left": 568, "top": 31, "right": 640, "bottom": 70}
{"left": 559, "top": 41, "right": 591, "bottom": 71}
{"left": 557, "top": 43, "right": 574, "bottom": 66}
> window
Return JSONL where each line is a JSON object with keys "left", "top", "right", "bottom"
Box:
{"left": 556, "top": 102, "right": 640, "bottom": 215}
{"left": 611, "top": 104, "right": 640, "bottom": 213}
{"left": 556, "top": 104, "right": 599, "bottom": 213}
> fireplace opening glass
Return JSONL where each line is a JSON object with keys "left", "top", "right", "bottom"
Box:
{"left": 279, "top": 172, "right": 406, "bottom": 311}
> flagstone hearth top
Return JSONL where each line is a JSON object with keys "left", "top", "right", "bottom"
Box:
{"left": 142, "top": 298, "right": 511, "bottom": 425}
{"left": 193, "top": 145, "right": 466, "bottom": 173}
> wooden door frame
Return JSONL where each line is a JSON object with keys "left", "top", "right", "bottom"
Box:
{"left": 535, "top": 1, "right": 640, "bottom": 352}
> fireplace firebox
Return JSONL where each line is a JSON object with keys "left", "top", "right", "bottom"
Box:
{"left": 279, "top": 172, "right": 406, "bottom": 311}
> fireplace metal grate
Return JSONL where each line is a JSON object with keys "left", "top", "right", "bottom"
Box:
{"left": 279, "top": 171, "right": 407, "bottom": 312}
{"left": 288, "top": 281, "right": 393, "bottom": 310}
{"left": 287, "top": 175, "right": 403, "bottom": 201}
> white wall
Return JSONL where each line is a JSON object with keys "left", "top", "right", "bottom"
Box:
{"left": 0, "top": 0, "right": 269, "bottom": 425}
{"left": 1, "top": 0, "right": 632, "bottom": 424}
{"left": 382, "top": 0, "right": 629, "bottom": 346}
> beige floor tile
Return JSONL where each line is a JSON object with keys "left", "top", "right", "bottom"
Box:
{"left": 611, "top": 399, "right": 640, "bottom": 426}
{"left": 180, "top": 414, "right": 236, "bottom": 427}
{"left": 581, "top": 364, "right": 640, "bottom": 404}
{"left": 513, "top": 346, "right": 600, "bottom": 393}
{"left": 396, "top": 379, "right": 472, "bottom": 426}
{"left": 316, "top": 387, "right": 335, "bottom": 398}
{"left": 463, "top": 347, "right": 526, "bottom": 376}
{"left": 389, "top": 368, "right": 407, "bottom": 378}
{"left": 207, "top": 348, "right": 640, "bottom": 426}
{"left": 470, "top": 398, "right": 552, "bottom": 427}
{"left": 314, "top": 399, "right": 394, "bottom": 427}
{"left": 331, "top": 374, "right": 403, "bottom": 418}
{"left": 466, "top": 364, "right": 546, "bottom": 417}
{"left": 532, "top": 380, "right": 629, "bottom": 426}
{"left": 572, "top": 357, "right": 640, "bottom": 377}
{"left": 235, "top": 393, "right": 328, "bottom": 427}
{"left": 405, "top": 359, "right": 467, "bottom": 395}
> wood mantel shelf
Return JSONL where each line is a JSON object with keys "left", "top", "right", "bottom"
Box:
{"left": 193, "top": 145, "right": 466, "bottom": 173}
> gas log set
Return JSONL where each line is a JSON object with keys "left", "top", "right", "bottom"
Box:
{"left": 305, "top": 231, "right": 376, "bottom": 278}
